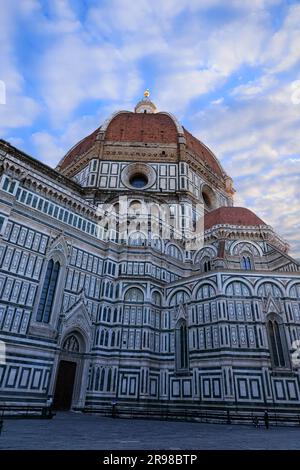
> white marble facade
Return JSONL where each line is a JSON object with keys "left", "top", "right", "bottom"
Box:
{"left": 0, "top": 101, "right": 300, "bottom": 419}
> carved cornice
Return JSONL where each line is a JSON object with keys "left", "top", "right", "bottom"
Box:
{"left": 2, "top": 153, "right": 102, "bottom": 221}
{"left": 204, "top": 224, "right": 289, "bottom": 254}
{"left": 0, "top": 139, "right": 83, "bottom": 193}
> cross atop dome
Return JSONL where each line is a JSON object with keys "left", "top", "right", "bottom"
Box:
{"left": 135, "top": 89, "right": 157, "bottom": 114}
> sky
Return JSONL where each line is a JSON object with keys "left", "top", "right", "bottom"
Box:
{"left": 0, "top": 0, "right": 299, "bottom": 258}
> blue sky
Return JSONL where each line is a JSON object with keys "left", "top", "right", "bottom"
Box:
{"left": 0, "top": 0, "right": 299, "bottom": 257}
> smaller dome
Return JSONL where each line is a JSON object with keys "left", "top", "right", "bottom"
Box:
{"left": 204, "top": 206, "right": 266, "bottom": 230}
{"left": 135, "top": 90, "right": 157, "bottom": 114}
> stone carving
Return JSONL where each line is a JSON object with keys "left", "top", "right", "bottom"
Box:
{"left": 63, "top": 334, "right": 80, "bottom": 352}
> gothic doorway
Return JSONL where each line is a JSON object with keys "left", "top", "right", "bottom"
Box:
{"left": 53, "top": 360, "right": 77, "bottom": 410}
{"left": 52, "top": 331, "right": 89, "bottom": 411}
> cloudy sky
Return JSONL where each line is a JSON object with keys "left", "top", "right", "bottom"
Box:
{"left": 0, "top": 0, "right": 299, "bottom": 257}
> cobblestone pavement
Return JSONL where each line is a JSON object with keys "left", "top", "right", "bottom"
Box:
{"left": 1, "top": 412, "right": 300, "bottom": 450}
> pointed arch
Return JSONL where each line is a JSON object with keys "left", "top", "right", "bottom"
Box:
{"left": 152, "top": 290, "right": 162, "bottom": 306}
{"left": 266, "top": 313, "right": 290, "bottom": 369}
{"left": 195, "top": 282, "right": 217, "bottom": 300}
{"left": 230, "top": 240, "right": 263, "bottom": 257}
{"left": 107, "top": 369, "right": 112, "bottom": 391}
{"left": 124, "top": 286, "right": 145, "bottom": 302}
{"left": 165, "top": 242, "right": 184, "bottom": 261}
{"left": 100, "top": 368, "right": 105, "bottom": 391}
{"left": 193, "top": 245, "right": 217, "bottom": 264}
{"left": 287, "top": 282, "right": 300, "bottom": 298}
{"left": 111, "top": 331, "right": 116, "bottom": 347}
{"left": 175, "top": 318, "right": 189, "bottom": 372}
{"left": 36, "top": 259, "right": 60, "bottom": 323}
{"left": 223, "top": 278, "right": 253, "bottom": 296}
{"left": 168, "top": 288, "right": 190, "bottom": 306}
{"left": 192, "top": 279, "right": 217, "bottom": 299}
{"left": 256, "top": 280, "right": 285, "bottom": 298}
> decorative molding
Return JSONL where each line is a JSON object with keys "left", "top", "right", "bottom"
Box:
{"left": 262, "top": 294, "right": 283, "bottom": 315}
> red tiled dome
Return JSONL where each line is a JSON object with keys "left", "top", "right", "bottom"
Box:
{"left": 57, "top": 110, "right": 225, "bottom": 178}
{"left": 58, "top": 127, "right": 99, "bottom": 170}
{"left": 183, "top": 127, "right": 224, "bottom": 177}
{"left": 105, "top": 112, "right": 178, "bottom": 143}
{"left": 204, "top": 207, "right": 266, "bottom": 230}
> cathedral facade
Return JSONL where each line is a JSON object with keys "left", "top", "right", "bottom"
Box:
{"left": 0, "top": 93, "right": 300, "bottom": 420}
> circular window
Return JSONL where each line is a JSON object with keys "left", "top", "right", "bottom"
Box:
{"left": 121, "top": 163, "right": 156, "bottom": 190}
{"left": 129, "top": 173, "right": 148, "bottom": 188}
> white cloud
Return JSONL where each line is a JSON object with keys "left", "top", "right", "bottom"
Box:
{"left": 0, "top": 96, "right": 40, "bottom": 133}
{"left": 263, "top": 3, "right": 300, "bottom": 73}
{"left": 0, "top": 0, "right": 299, "bottom": 258}
{"left": 156, "top": 69, "right": 225, "bottom": 114}
{"left": 190, "top": 82, "right": 300, "bottom": 257}
{"left": 36, "top": 0, "right": 81, "bottom": 34}
{"left": 231, "top": 75, "right": 277, "bottom": 100}
{"left": 31, "top": 131, "right": 66, "bottom": 165}
{"left": 0, "top": 1, "right": 40, "bottom": 132}
{"left": 38, "top": 34, "right": 142, "bottom": 122}
{"left": 31, "top": 107, "right": 113, "bottom": 166}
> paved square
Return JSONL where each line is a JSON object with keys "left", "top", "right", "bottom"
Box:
{"left": 1, "top": 412, "right": 300, "bottom": 450}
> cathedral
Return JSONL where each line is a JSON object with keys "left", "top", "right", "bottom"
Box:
{"left": 0, "top": 91, "right": 300, "bottom": 421}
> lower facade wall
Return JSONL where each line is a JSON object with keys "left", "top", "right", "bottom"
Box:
{"left": 1, "top": 344, "right": 300, "bottom": 422}
{"left": 86, "top": 367, "right": 300, "bottom": 409}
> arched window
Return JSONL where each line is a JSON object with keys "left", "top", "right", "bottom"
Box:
{"left": 100, "top": 329, "right": 104, "bottom": 345}
{"left": 110, "top": 284, "right": 114, "bottom": 298}
{"left": 113, "top": 308, "right": 118, "bottom": 323}
{"left": 170, "top": 290, "right": 189, "bottom": 306}
{"left": 95, "top": 368, "right": 100, "bottom": 390}
{"left": 202, "top": 258, "right": 211, "bottom": 272}
{"left": 225, "top": 281, "right": 251, "bottom": 297}
{"left": 175, "top": 319, "right": 189, "bottom": 372}
{"left": 196, "top": 283, "right": 216, "bottom": 300}
{"left": 115, "top": 284, "right": 119, "bottom": 299}
{"left": 152, "top": 291, "right": 162, "bottom": 306}
{"left": 107, "top": 369, "right": 112, "bottom": 391}
{"left": 103, "top": 307, "right": 107, "bottom": 322}
{"left": 36, "top": 259, "right": 60, "bottom": 323}
{"left": 241, "top": 255, "right": 252, "bottom": 270}
{"left": 111, "top": 331, "right": 116, "bottom": 347}
{"left": 258, "top": 282, "right": 282, "bottom": 298}
{"left": 267, "top": 315, "right": 289, "bottom": 368}
{"left": 105, "top": 282, "right": 110, "bottom": 297}
{"left": 151, "top": 237, "right": 162, "bottom": 251}
{"left": 166, "top": 244, "right": 183, "bottom": 261}
{"left": 100, "top": 368, "right": 105, "bottom": 391}
{"left": 125, "top": 287, "right": 144, "bottom": 302}
{"left": 106, "top": 308, "right": 111, "bottom": 322}
{"left": 128, "top": 232, "right": 146, "bottom": 246}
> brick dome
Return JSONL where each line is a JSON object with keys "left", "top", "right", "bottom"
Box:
{"left": 57, "top": 110, "right": 225, "bottom": 178}
{"left": 105, "top": 112, "right": 178, "bottom": 144}
{"left": 204, "top": 206, "right": 266, "bottom": 230}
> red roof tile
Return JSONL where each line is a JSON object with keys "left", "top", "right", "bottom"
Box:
{"left": 58, "top": 127, "right": 99, "bottom": 170}
{"left": 105, "top": 112, "right": 178, "bottom": 143}
{"left": 204, "top": 207, "right": 265, "bottom": 230}
{"left": 183, "top": 127, "right": 224, "bottom": 177}
{"left": 57, "top": 111, "right": 226, "bottom": 177}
